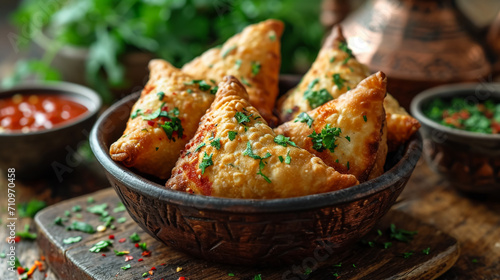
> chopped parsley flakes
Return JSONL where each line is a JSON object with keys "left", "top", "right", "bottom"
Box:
{"left": 285, "top": 150, "right": 291, "bottom": 164}
{"left": 243, "top": 141, "right": 272, "bottom": 183}
{"left": 199, "top": 152, "right": 213, "bottom": 174}
{"left": 210, "top": 86, "right": 219, "bottom": 95}
{"left": 240, "top": 77, "right": 251, "bottom": 87}
{"left": 210, "top": 138, "right": 221, "bottom": 150}
{"left": 303, "top": 82, "right": 333, "bottom": 109}
{"left": 294, "top": 112, "right": 314, "bottom": 128}
{"left": 363, "top": 115, "right": 367, "bottom": 122}
{"left": 308, "top": 124, "right": 342, "bottom": 153}
{"left": 235, "top": 111, "right": 251, "bottom": 125}
{"left": 339, "top": 41, "right": 354, "bottom": 64}
{"left": 228, "top": 131, "right": 238, "bottom": 141}
{"left": 194, "top": 142, "right": 206, "bottom": 152}
{"left": 235, "top": 59, "right": 242, "bottom": 69}
{"left": 131, "top": 109, "right": 141, "bottom": 119}
{"left": 278, "top": 156, "right": 284, "bottom": 163}
{"left": 185, "top": 79, "right": 211, "bottom": 91}
{"left": 274, "top": 135, "right": 297, "bottom": 147}
{"left": 332, "top": 73, "right": 345, "bottom": 89}
{"left": 251, "top": 61, "right": 261, "bottom": 76}
{"left": 156, "top": 91, "right": 165, "bottom": 101}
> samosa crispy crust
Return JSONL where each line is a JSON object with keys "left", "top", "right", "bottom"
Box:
{"left": 275, "top": 72, "right": 387, "bottom": 182}
{"left": 182, "top": 19, "right": 283, "bottom": 126}
{"left": 109, "top": 59, "right": 215, "bottom": 179}
{"left": 166, "top": 76, "right": 358, "bottom": 199}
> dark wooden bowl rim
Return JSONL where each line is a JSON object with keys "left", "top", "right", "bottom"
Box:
{"left": 91, "top": 92, "right": 422, "bottom": 214}
{"left": 0, "top": 81, "right": 101, "bottom": 137}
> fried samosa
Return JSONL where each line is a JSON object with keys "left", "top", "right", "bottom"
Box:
{"left": 109, "top": 59, "right": 215, "bottom": 179}
{"left": 275, "top": 72, "right": 387, "bottom": 182}
{"left": 277, "top": 25, "right": 369, "bottom": 123}
{"left": 166, "top": 76, "right": 359, "bottom": 199}
{"left": 277, "top": 26, "right": 419, "bottom": 150}
{"left": 182, "top": 19, "right": 283, "bottom": 126}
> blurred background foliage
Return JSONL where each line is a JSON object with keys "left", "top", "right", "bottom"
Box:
{"left": 6, "top": 0, "right": 324, "bottom": 100}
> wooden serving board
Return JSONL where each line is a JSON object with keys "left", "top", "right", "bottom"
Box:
{"left": 35, "top": 188, "right": 459, "bottom": 280}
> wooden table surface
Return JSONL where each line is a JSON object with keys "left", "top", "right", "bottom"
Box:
{"left": 1, "top": 155, "right": 500, "bottom": 279}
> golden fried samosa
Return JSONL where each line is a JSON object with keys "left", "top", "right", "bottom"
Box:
{"left": 182, "top": 19, "right": 283, "bottom": 126}
{"left": 275, "top": 72, "right": 387, "bottom": 182}
{"left": 277, "top": 25, "right": 419, "bottom": 150}
{"left": 109, "top": 59, "right": 215, "bottom": 179}
{"left": 277, "top": 25, "right": 369, "bottom": 123}
{"left": 166, "top": 76, "right": 359, "bottom": 199}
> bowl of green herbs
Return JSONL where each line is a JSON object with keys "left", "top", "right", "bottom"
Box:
{"left": 411, "top": 83, "right": 500, "bottom": 194}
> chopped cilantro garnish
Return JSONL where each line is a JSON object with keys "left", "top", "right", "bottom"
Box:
{"left": 113, "top": 202, "right": 126, "bottom": 213}
{"left": 186, "top": 89, "right": 193, "bottom": 93}
{"left": 240, "top": 77, "right": 251, "bottom": 87}
{"left": 222, "top": 45, "right": 236, "bottom": 58}
{"left": 138, "top": 242, "right": 148, "bottom": 251}
{"left": 377, "top": 229, "right": 383, "bottom": 236}
{"left": 345, "top": 136, "right": 351, "bottom": 142}
{"left": 54, "top": 217, "right": 64, "bottom": 226}
{"left": 307, "top": 78, "right": 320, "bottom": 89}
{"left": 185, "top": 79, "right": 211, "bottom": 91}
{"left": 235, "top": 59, "right": 242, "bottom": 69}
{"left": 210, "top": 138, "right": 221, "bottom": 150}
{"left": 304, "top": 88, "right": 333, "bottom": 109}
{"left": 63, "top": 236, "right": 82, "bottom": 244}
{"left": 330, "top": 57, "right": 335, "bottom": 63}
{"left": 210, "top": 86, "right": 219, "bottom": 95}
{"left": 332, "top": 73, "right": 345, "bottom": 89}
{"left": 72, "top": 205, "right": 81, "bottom": 212}
{"left": 390, "top": 224, "right": 418, "bottom": 242}
{"left": 363, "top": 115, "right": 367, "bottom": 122}
{"left": 131, "top": 109, "right": 142, "bottom": 119}
{"left": 278, "top": 156, "right": 284, "bottom": 163}
{"left": 269, "top": 32, "right": 276, "bottom": 41}
{"left": 228, "top": 131, "right": 238, "bottom": 141}
{"left": 251, "top": 61, "right": 261, "bottom": 76}
{"left": 16, "top": 225, "right": 37, "bottom": 240}
{"left": 304, "top": 267, "right": 312, "bottom": 275}
{"left": 87, "top": 197, "right": 95, "bottom": 204}
{"left": 114, "top": 250, "right": 129, "bottom": 256}
{"left": 195, "top": 142, "right": 206, "bottom": 152}
{"left": 156, "top": 91, "right": 165, "bottom": 101}
{"left": 403, "top": 251, "right": 413, "bottom": 258}
{"left": 130, "top": 233, "right": 141, "bottom": 243}
{"left": 121, "top": 264, "right": 131, "bottom": 270}
{"left": 294, "top": 112, "right": 314, "bottom": 128}
{"left": 254, "top": 273, "right": 262, "bottom": 280}
{"left": 235, "top": 111, "right": 251, "bottom": 125}
{"left": 308, "top": 124, "right": 342, "bottom": 153}
{"left": 89, "top": 240, "right": 112, "bottom": 252}
{"left": 67, "top": 221, "right": 95, "bottom": 233}
{"left": 64, "top": 210, "right": 71, "bottom": 217}
{"left": 285, "top": 150, "right": 291, "bottom": 164}
{"left": 339, "top": 41, "right": 353, "bottom": 64}
{"left": 199, "top": 152, "right": 213, "bottom": 174}
{"left": 228, "top": 273, "right": 235, "bottom": 277}
{"left": 243, "top": 141, "right": 272, "bottom": 183}
{"left": 422, "top": 247, "right": 430, "bottom": 255}
{"left": 347, "top": 161, "right": 350, "bottom": 170}
{"left": 86, "top": 203, "right": 108, "bottom": 217}
{"left": 274, "top": 135, "right": 297, "bottom": 147}
{"left": 335, "top": 159, "right": 339, "bottom": 163}
{"left": 472, "top": 258, "right": 479, "bottom": 263}
{"left": 383, "top": 242, "right": 392, "bottom": 249}
{"left": 333, "top": 262, "right": 342, "bottom": 267}
{"left": 117, "top": 217, "right": 127, "bottom": 223}
{"left": 160, "top": 115, "right": 183, "bottom": 140}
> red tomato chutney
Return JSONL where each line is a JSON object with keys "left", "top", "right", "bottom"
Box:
{"left": 0, "top": 93, "right": 88, "bottom": 133}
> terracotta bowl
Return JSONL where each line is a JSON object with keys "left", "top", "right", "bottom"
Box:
{"left": 411, "top": 83, "right": 500, "bottom": 194}
{"left": 0, "top": 82, "right": 101, "bottom": 179}
{"left": 90, "top": 92, "right": 422, "bottom": 266}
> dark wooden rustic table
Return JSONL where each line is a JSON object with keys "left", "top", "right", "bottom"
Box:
{"left": 1, "top": 155, "right": 500, "bottom": 279}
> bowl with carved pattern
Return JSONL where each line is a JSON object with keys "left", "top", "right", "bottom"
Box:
{"left": 91, "top": 90, "right": 422, "bottom": 266}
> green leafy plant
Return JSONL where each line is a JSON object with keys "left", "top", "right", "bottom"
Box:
{"left": 5, "top": 0, "right": 323, "bottom": 102}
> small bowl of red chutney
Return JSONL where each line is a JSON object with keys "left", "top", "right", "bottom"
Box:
{"left": 0, "top": 82, "right": 101, "bottom": 179}
{"left": 411, "top": 83, "right": 500, "bottom": 194}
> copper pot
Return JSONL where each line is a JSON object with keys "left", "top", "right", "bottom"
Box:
{"left": 342, "top": 0, "right": 491, "bottom": 109}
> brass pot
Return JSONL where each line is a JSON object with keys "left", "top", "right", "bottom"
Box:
{"left": 342, "top": 0, "right": 492, "bottom": 109}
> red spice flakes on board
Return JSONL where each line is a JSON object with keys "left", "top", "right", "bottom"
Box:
{"left": 125, "top": 255, "right": 134, "bottom": 262}
{"left": 160, "top": 263, "right": 166, "bottom": 266}
{"left": 17, "top": 266, "right": 25, "bottom": 274}
{"left": 138, "top": 258, "right": 144, "bottom": 262}
{"left": 135, "top": 243, "right": 139, "bottom": 248}
{"left": 150, "top": 266, "right": 156, "bottom": 271}
{"left": 178, "top": 277, "right": 186, "bottom": 280}
{"left": 102, "top": 254, "right": 106, "bottom": 257}
{"left": 141, "top": 251, "right": 151, "bottom": 257}
{"left": 109, "top": 235, "right": 115, "bottom": 239}
{"left": 119, "top": 238, "right": 127, "bottom": 243}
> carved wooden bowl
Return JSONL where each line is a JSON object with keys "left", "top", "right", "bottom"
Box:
{"left": 411, "top": 83, "right": 500, "bottom": 194}
{"left": 90, "top": 92, "right": 422, "bottom": 266}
